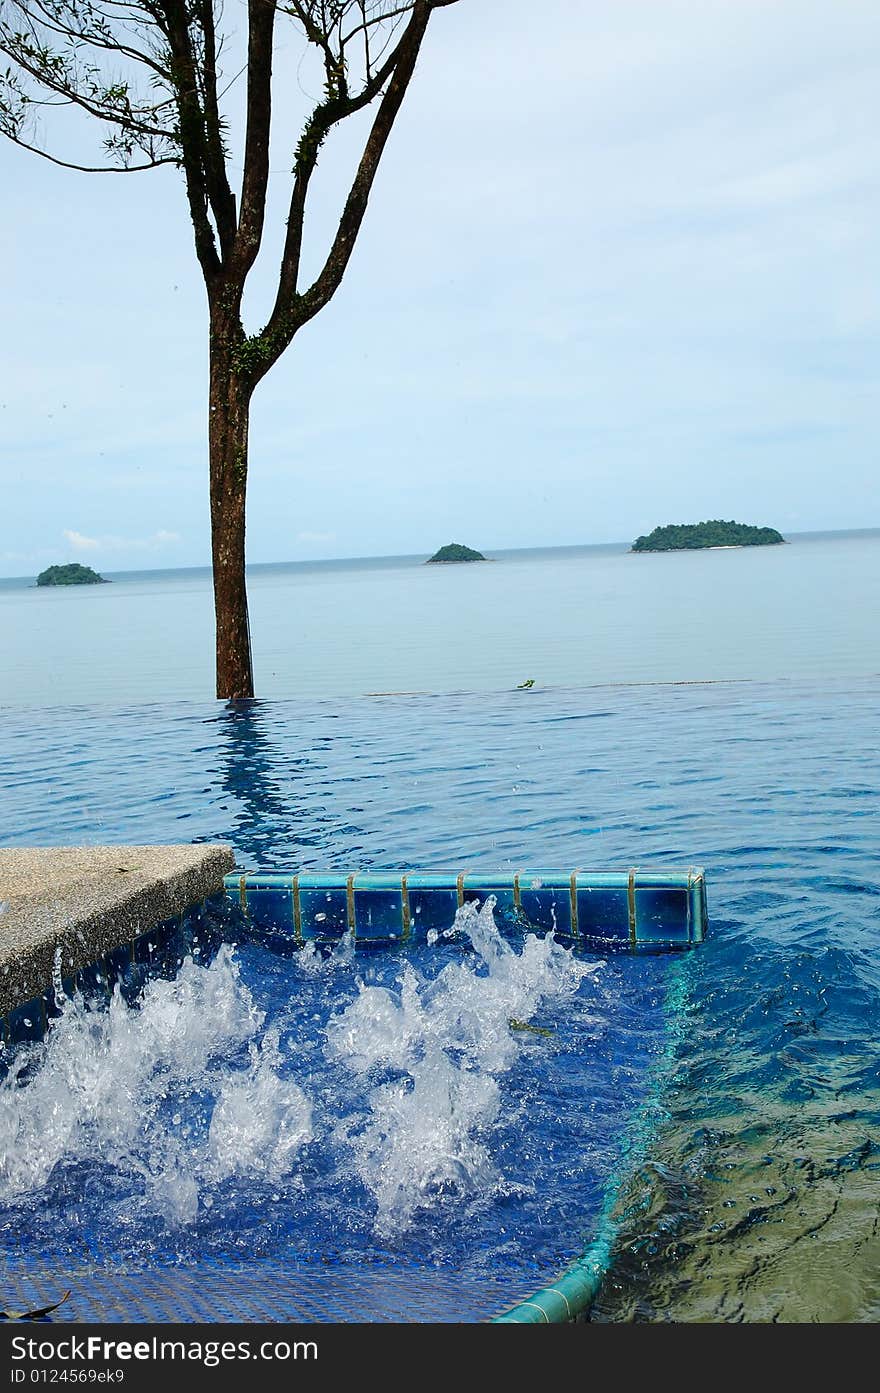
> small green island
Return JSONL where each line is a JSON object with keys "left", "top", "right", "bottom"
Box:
{"left": 36, "top": 563, "right": 108, "bottom": 586}
{"left": 426, "top": 542, "right": 487, "bottom": 564}
{"left": 631, "top": 520, "right": 785, "bottom": 553}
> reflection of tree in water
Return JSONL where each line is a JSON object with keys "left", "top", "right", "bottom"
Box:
{"left": 194, "top": 700, "right": 334, "bottom": 867}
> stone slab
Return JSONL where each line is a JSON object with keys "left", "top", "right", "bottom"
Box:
{"left": 0, "top": 844, "right": 235, "bottom": 1018}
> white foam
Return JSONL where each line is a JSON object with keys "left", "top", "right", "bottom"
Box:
{"left": 0, "top": 944, "right": 309, "bottom": 1224}
{"left": 0, "top": 903, "right": 602, "bottom": 1239}
{"left": 324, "top": 897, "right": 601, "bottom": 1232}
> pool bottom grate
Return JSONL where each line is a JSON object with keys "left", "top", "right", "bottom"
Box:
{"left": 0, "top": 1260, "right": 541, "bottom": 1324}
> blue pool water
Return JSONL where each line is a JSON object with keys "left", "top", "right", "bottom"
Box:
{"left": 1, "top": 676, "right": 879, "bottom": 1319}
{"left": 0, "top": 910, "right": 673, "bottom": 1321}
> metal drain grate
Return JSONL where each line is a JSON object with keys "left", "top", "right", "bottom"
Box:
{"left": 1, "top": 1260, "right": 542, "bottom": 1323}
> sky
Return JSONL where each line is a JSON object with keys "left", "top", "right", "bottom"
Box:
{"left": 1, "top": 0, "right": 878, "bottom": 576}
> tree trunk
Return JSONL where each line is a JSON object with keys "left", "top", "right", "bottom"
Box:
{"left": 208, "top": 311, "right": 254, "bottom": 700}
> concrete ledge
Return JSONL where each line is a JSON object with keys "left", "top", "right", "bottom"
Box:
{"left": 0, "top": 844, "right": 235, "bottom": 1018}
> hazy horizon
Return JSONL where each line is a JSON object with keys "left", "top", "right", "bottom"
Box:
{"left": 2, "top": 523, "right": 877, "bottom": 584}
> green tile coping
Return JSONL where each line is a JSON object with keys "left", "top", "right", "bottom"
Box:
{"left": 495, "top": 953, "right": 694, "bottom": 1322}
{"left": 228, "top": 867, "right": 708, "bottom": 950}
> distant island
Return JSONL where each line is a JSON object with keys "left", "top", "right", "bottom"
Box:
{"left": 426, "top": 542, "right": 487, "bottom": 564}
{"left": 632, "top": 520, "right": 785, "bottom": 553}
{"left": 36, "top": 563, "right": 108, "bottom": 586}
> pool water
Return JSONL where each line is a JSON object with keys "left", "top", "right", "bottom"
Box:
{"left": 1, "top": 676, "right": 879, "bottom": 1320}
{"left": 0, "top": 900, "right": 675, "bottom": 1320}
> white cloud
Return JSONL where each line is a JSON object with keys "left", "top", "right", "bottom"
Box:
{"left": 295, "top": 530, "right": 336, "bottom": 544}
{"left": 62, "top": 529, "right": 181, "bottom": 553}
{"left": 63, "top": 529, "right": 99, "bottom": 551}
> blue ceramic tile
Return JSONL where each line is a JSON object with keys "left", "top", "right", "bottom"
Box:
{"left": 132, "top": 931, "right": 161, "bottom": 965}
{"left": 461, "top": 874, "right": 514, "bottom": 889}
{"left": 634, "top": 887, "right": 690, "bottom": 944}
{"left": 76, "top": 961, "right": 111, "bottom": 1004}
{"left": 39, "top": 990, "right": 55, "bottom": 1028}
{"left": 690, "top": 880, "right": 708, "bottom": 942}
{"left": 211, "top": 893, "right": 243, "bottom": 935}
{"left": 518, "top": 872, "right": 572, "bottom": 891}
{"left": 153, "top": 917, "right": 191, "bottom": 978}
{"left": 405, "top": 871, "right": 466, "bottom": 889}
{"left": 295, "top": 873, "right": 350, "bottom": 890}
{"left": 355, "top": 871, "right": 407, "bottom": 893}
{"left": 576, "top": 888, "right": 631, "bottom": 943}
{"left": 220, "top": 868, "right": 705, "bottom": 952}
{"left": 111, "top": 962, "right": 147, "bottom": 1005}
{"left": 185, "top": 897, "right": 205, "bottom": 921}
{"left": 461, "top": 876, "right": 517, "bottom": 914}
{"left": 406, "top": 888, "right": 461, "bottom": 940}
{"left": 518, "top": 887, "right": 574, "bottom": 938}
{"left": 298, "top": 886, "right": 349, "bottom": 939}
{"left": 105, "top": 943, "right": 134, "bottom": 983}
{"left": 353, "top": 887, "right": 405, "bottom": 940}
{"left": 184, "top": 899, "right": 211, "bottom": 937}
{"left": 243, "top": 887, "right": 293, "bottom": 934}
{"left": 577, "top": 871, "right": 635, "bottom": 890}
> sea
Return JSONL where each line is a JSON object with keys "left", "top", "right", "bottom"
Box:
{"left": 1, "top": 527, "right": 879, "bottom": 1322}
{"left": 1, "top": 529, "right": 878, "bottom": 706}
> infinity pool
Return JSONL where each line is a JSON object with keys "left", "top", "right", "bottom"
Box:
{"left": 2, "top": 677, "right": 878, "bottom": 1320}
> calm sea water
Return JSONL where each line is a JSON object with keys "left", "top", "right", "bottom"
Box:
{"left": 1, "top": 530, "right": 879, "bottom": 1321}
{"left": 1, "top": 529, "right": 878, "bottom": 705}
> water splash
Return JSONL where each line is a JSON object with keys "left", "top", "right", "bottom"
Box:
{"left": 0, "top": 904, "right": 606, "bottom": 1254}
{"left": 51, "top": 945, "right": 64, "bottom": 997}
{"left": 0, "top": 944, "right": 311, "bottom": 1228}
{"left": 325, "top": 897, "right": 601, "bottom": 1234}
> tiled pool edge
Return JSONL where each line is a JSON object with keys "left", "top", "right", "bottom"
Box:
{"left": 0, "top": 844, "right": 235, "bottom": 1032}
{"left": 1, "top": 852, "right": 704, "bottom": 1323}
{"left": 226, "top": 864, "right": 706, "bottom": 1325}
{"left": 228, "top": 866, "right": 708, "bottom": 953}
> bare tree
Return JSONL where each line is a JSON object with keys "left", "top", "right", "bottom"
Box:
{"left": 0, "top": 0, "right": 459, "bottom": 697}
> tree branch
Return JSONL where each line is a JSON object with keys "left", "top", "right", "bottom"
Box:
{"left": 0, "top": 129, "right": 176, "bottom": 171}
{"left": 341, "top": 2, "right": 413, "bottom": 58}
{"left": 195, "top": 0, "right": 237, "bottom": 259}
{"left": 1, "top": 1, "right": 462, "bottom": 339}
{"left": 287, "top": 0, "right": 348, "bottom": 97}
{"left": 300, "top": 4, "right": 429, "bottom": 319}
{"left": 260, "top": 2, "right": 420, "bottom": 344}
{"left": 228, "top": 0, "right": 277, "bottom": 281}
{"left": 0, "top": 38, "right": 176, "bottom": 142}
{"left": 22, "top": 0, "right": 172, "bottom": 81}
{"left": 158, "top": 0, "right": 222, "bottom": 277}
